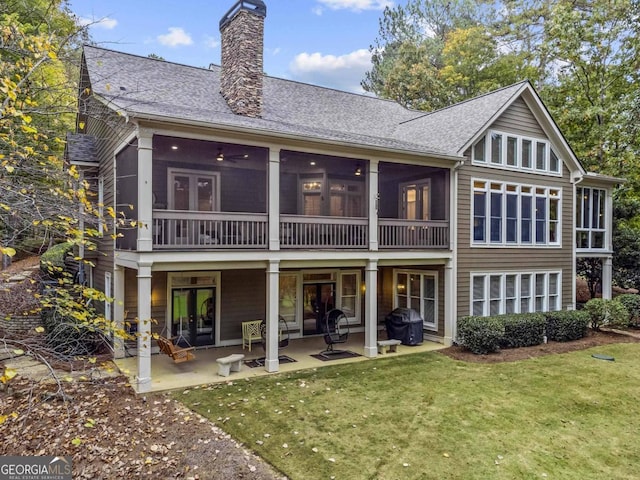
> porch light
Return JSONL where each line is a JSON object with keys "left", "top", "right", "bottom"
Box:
{"left": 216, "top": 149, "right": 224, "bottom": 161}
{"left": 354, "top": 165, "right": 362, "bottom": 176}
{"left": 171, "top": 145, "right": 178, "bottom": 150}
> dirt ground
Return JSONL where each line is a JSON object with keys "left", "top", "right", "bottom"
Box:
{"left": 2, "top": 257, "right": 640, "bottom": 479}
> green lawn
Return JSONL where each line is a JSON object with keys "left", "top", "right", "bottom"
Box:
{"left": 176, "top": 344, "right": 640, "bottom": 479}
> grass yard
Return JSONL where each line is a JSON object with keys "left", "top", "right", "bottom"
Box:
{"left": 176, "top": 344, "right": 640, "bottom": 479}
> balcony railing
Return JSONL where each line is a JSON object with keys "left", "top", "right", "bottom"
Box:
{"left": 149, "top": 211, "right": 449, "bottom": 250}
{"left": 379, "top": 219, "right": 449, "bottom": 249}
{"left": 280, "top": 215, "right": 368, "bottom": 249}
{"left": 153, "top": 210, "right": 268, "bottom": 249}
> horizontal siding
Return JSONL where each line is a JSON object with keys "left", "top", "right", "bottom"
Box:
{"left": 123, "top": 269, "right": 167, "bottom": 336}
{"left": 457, "top": 159, "right": 574, "bottom": 317}
{"left": 220, "top": 270, "right": 266, "bottom": 342}
{"left": 85, "top": 98, "right": 134, "bottom": 295}
{"left": 491, "top": 98, "right": 546, "bottom": 138}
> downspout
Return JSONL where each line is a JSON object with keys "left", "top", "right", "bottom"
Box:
{"left": 449, "top": 159, "right": 464, "bottom": 344}
{"left": 572, "top": 173, "right": 584, "bottom": 310}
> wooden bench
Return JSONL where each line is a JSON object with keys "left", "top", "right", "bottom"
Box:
{"left": 216, "top": 353, "right": 245, "bottom": 377}
{"left": 377, "top": 339, "right": 401, "bottom": 354}
{"left": 156, "top": 336, "right": 196, "bottom": 363}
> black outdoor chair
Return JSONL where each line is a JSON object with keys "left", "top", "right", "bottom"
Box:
{"left": 319, "top": 309, "right": 350, "bottom": 358}
{"left": 251, "top": 316, "right": 291, "bottom": 366}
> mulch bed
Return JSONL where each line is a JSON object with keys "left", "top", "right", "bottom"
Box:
{"left": 438, "top": 329, "right": 640, "bottom": 363}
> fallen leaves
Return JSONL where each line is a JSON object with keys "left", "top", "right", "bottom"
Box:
{"left": 0, "top": 375, "right": 281, "bottom": 479}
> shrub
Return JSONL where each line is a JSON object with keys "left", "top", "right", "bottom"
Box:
{"left": 499, "top": 313, "right": 546, "bottom": 348}
{"left": 583, "top": 298, "right": 629, "bottom": 330}
{"left": 545, "top": 310, "right": 590, "bottom": 342}
{"left": 40, "top": 242, "right": 73, "bottom": 278}
{"left": 457, "top": 316, "right": 504, "bottom": 354}
{"left": 614, "top": 294, "right": 640, "bottom": 327}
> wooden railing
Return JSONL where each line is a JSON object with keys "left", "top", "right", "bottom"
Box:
{"left": 279, "top": 215, "right": 368, "bottom": 249}
{"left": 150, "top": 211, "right": 449, "bottom": 250}
{"left": 153, "top": 210, "right": 268, "bottom": 249}
{"left": 379, "top": 219, "right": 449, "bottom": 249}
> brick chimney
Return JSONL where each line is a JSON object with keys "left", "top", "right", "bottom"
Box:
{"left": 219, "top": 0, "right": 267, "bottom": 118}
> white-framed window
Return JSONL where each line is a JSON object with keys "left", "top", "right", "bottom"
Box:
{"left": 104, "top": 271, "right": 112, "bottom": 321}
{"left": 279, "top": 273, "right": 299, "bottom": 328}
{"left": 576, "top": 186, "right": 607, "bottom": 249}
{"left": 471, "top": 271, "right": 561, "bottom": 316}
{"left": 394, "top": 270, "right": 438, "bottom": 330}
{"left": 401, "top": 180, "right": 431, "bottom": 220}
{"left": 472, "top": 179, "right": 561, "bottom": 247}
{"left": 168, "top": 168, "right": 219, "bottom": 211}
{"left": 338, "top": 270, "right": 361, "bottom": 324}
{"left": 472, "top": 130, "right": 561, "bottom": 175}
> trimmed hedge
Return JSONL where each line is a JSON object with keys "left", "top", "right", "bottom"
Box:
{"left": 458, "top": 311, "right": 591, "bottom": 354}
{"left": 457, "top": 315, "right": 504, "bottom": 354}
{"left": 545, "top": 310, "right": 589, "bottom": 342}
{"left": 500, "top": 313, "right": 546, "bottom": 348}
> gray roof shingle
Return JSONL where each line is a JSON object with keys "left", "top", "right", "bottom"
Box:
{"left": 65, "top": 133, "right": 98, "bottom": 164}
{"left": 81, "top": 45, "right": 528, "bottom": 159}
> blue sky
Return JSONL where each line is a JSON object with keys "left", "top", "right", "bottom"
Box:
{"left": 68, "top": 0, "right": 397, "bottom": 93}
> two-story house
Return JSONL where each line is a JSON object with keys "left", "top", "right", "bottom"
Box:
{"left": 65, "top": 0, "right": 619, "bottom": 392}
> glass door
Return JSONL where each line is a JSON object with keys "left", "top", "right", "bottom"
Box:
{"left": 171, "top": 287, "right": 216, "bottom": 347}
{"left": 303, "top": 283, "right": 335, "bottom": 335}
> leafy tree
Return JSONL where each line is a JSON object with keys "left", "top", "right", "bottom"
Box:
{"left": 362, "top": 0, "right": 486, "bottom": 109}
{"left": 612, "top": 193, "right": 640, "bottom": 290}
{"left": 1, "top": 1, "right": 132, "bottom": 371}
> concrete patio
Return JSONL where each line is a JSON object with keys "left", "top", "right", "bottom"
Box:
{"left": 114, "top": 333, "right": 447, "bottom": 393}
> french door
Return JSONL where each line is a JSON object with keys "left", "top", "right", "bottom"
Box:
{"left": 171, "top": 287, "right": 216, "bottom": 347}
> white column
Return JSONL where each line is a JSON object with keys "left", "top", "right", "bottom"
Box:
{"left": 268, "top": 148, "right": 281, "bottom": 250}
{"left": 602, "top": 256, "right": 613, "bottom": 300}
{"left": 137, "top": 129, "right": 153, "bottom": 251}
{"left": 368, "top": 160, "right": 379, "bottom": 251}
{"left": 443, "top": 260, "right": 454, "bottom": 346}
{"left": 113, "top": 265, "right": 126, "bottom": 359}
{"left": 364, "top": 260, "right": 378, "bottom": 357}
{"left": 136, "top": 261, "right": 153, "bottom": 392}
{"left": 264, "top": 260, "right": 280, "bottom": 372}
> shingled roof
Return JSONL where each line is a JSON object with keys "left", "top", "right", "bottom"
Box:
{"left": 80, "top": 45, "right": 533, "bottom": 160}
{"left": 65, "top": 133, "right": 98, "bottom": 165}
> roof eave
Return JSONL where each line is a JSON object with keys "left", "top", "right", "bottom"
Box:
{"left": 125, "top": 110, "right": 464, "bottom": 164}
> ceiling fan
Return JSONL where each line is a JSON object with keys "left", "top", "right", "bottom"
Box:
{"left": 215, "top": 147, "right": 249, "bottom": 163}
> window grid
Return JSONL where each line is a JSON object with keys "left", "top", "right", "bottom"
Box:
{"left": 395, "top": 270, "right": 438, "bottom": 330}
{"left": 473, "top": 179, "right": 561, "bottom": 247}
{"left": 472, "top": 130, "right": 561, "bottom": 175}
{"left": 576, "top": 186, "right": 607, "bottom": 249}
{"left": 471, "top": 271, "right": 561, "bottom": 316}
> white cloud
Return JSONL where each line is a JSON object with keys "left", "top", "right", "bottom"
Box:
{"left": 316, "top": 0, "right": 393, "bottom": 12}
{"left": 289, "top": 49, "right": 372, "bottom": 93}
{"left": 157, "top": 27, "right": 193, "bottom": 47}
{"left": 77, "top": 16, "right": 118, "bottom": 30}
{"left": 204, "top": 35, "right": 220, "bottom": 49}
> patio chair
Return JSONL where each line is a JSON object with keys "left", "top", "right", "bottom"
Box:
{"left": 241, "top": 320, "right": 263, "bottom": 351}
{"left": 319, "top": 309, "right": 350, "bottom": 358}
{"left": 260, "top": 316, "right": 290, "bottom": 350}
